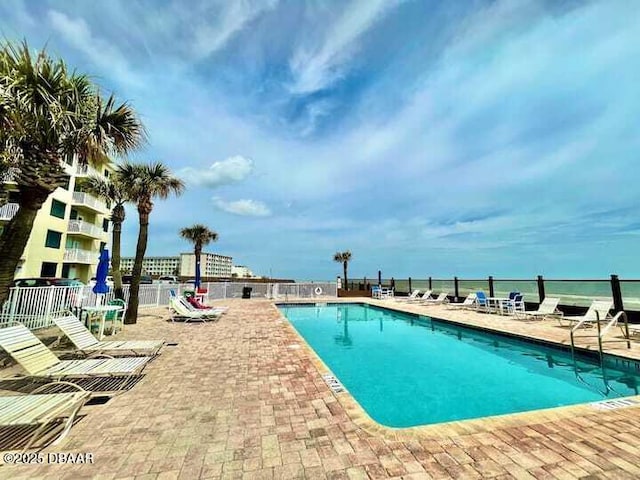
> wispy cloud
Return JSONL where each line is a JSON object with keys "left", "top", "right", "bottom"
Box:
{"left": 180, "top": 155, "right": 254, "bottom": 188}
{"left": 212, "top": 197, "right": 271, "bottom": 217}
{"left": 191, "top": 0, "right": 279, "bottom": 59}
{"left": 47, "top": 9, "right": 142, "bottom": 87}
{"left": 288, "top": 0, "right": 404, "bottom": 94}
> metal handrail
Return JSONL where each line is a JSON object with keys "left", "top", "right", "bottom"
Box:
{"left": 570, "top": 310, "right": 631, "bottom": 367}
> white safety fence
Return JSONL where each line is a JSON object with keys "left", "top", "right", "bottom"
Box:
{"left": 0, "top": 281, "right": 337, "bottom": 330}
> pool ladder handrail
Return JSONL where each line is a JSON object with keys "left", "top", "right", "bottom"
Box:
{"left": 570, "top": 311, "right": 631, "bottom": 364}
{"left": 569, "top": 311, "right": 631, "bottom": 395}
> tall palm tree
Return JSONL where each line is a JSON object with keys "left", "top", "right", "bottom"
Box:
{"left": 84, "top": 174, "right": 129, "bottom": 299}
{"left": 333, "top": 251, "right": 352, "bottom": 291}
{"left": 179, "top": 224, "right": 219, "bottom": 285}
{"left": 119, "top": 162, "right": 184, "bottom": 324}
{"left": 0, "top": 41, "right": 145, "bottom": 304}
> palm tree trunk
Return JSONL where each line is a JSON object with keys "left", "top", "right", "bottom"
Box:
{"left": 111, "top": 205, "right": 125, "bottom": 300}
{"left": 124, "top": 210, "right": 149, "bottom": 324}
{"left": 111, "top": 223, "right": 123, "bottom": 300}
{"left": 343, "top": 261, "right": 348, "bottom": 291}
{"left": 0, "top": 192, "right": 49, "bottom": 305}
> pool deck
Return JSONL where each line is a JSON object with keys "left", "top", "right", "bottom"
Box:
{"left": 1, "top": 297, "right": 640, "bottom": 479}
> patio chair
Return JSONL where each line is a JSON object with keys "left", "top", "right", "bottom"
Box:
{"left": 169, "top": 298, "right": 220, "bottom": 322}
{"left": 0, "top": 323, "right": 152, "bottom": 393}
{"left": 560, "top": 300, "right": 613, "bottom": 328}
{"left": 380, "top": 287, "right": 394, "bottom": 299}
{"left": 104, "top": 298, "right": 126, "bottom": 335}
{"left": 0, "top": 381, "right": 90, "bottom": 451}
{"left": 501, "top": 294, "right": 525, "bottom": 315}
{"left": 475, "top": 291, "right": 490, "bottom": 313}
{"left": 446, "top": 293, "right": 477, "bottom": 309}
{"left": 421, "top": 292, "right": 449, "bottom": 305}
{"left": 516, "top": 297, "right": 562, "bottom": 320}
{"left": 371, "top": 286, "right": 382, "bottom": 299}
{"left": 53, "top": 315, "right": 163, "bottom": 357}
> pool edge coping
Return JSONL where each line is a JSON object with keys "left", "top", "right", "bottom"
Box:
{"left": 273, "top": 300, "right": 640, "bottom": 442}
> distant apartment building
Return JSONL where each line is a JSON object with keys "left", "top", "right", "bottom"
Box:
{"left": 231, "top": 265, "right": 255, "bottom": 278}
{"left": 180, "top": 252, "right": 232, "bottom": 277}
{"left": 120, "top": 256, "right": 180, "bottom": 277}
{"left": 121, "top": 252, "right": 233, "bottom": 278}
{"left": 0, "top": 157, "right": 111, "bottom": 282}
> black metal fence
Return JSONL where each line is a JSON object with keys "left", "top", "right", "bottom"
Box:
{"left": 342, "top": 272, "right": 640, "bottom": 319}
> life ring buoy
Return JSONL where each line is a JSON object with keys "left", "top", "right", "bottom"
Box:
{"left": 314, "top": 286, "right": 323, "bottom": 295}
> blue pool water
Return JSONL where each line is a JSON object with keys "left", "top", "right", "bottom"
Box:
{"left": 280, "top": 303, "right": 640, "bottom": 427}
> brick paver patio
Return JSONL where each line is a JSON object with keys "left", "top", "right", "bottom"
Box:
{"left": 2, "top": 298, "right": 640, "bottom": 479}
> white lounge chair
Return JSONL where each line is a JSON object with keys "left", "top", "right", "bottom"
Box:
{"left": 561, "top": 300, "right": 613, "bottom": 328}
{"left": 54, "top": 315, "right": 164, "bottom": 356}
{"left": 396, "top": 289, "right": 421, "bottom": 302}
{"left": 0, "top": 381, "right": 90, "bottom": 451}
{"left": 178, "top": 297, "right": 228, "bottom": 315}
{"left": 169, "top": 298, "right": 220, "bottom": 322}
{"left": 516, "top": 297, "right": 562, "bottom": 320}
{"left": 407, "top": 290, "right": 432, "bottom": 303}
{"left": 446, "top": 293, "right": 477, "bottom": 309}
{"left": 421, "top": 292, "right": 449, "bottom": 305}
{"left": 0, "top": 323, "right": 152, "bottom": 392}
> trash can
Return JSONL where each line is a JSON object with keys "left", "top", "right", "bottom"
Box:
{"left": 242, "top": 286, "right": 252, "bottom": 299}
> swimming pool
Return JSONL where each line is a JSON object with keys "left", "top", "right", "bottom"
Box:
{"left": 279, "top": 303, "right": 640, "bottom": 428}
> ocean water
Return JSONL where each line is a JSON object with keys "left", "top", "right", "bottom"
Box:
{"left": 281, "top": 303, "right": 640, "bottom": 428}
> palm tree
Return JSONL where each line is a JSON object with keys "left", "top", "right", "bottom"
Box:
{"left": 333, "top": 251, "right": 352, "bottom": 291}
{"left": 179, "top": 224, "right": 219, "bottom": 285}
{"left": 0, "top": 41, "right": 145, "bottom": 304}
{"left": 84, "top": 174, "right": 129, "bottom": 299}
{"left": 119, "top": 162, "right": 184, "bottom": 324}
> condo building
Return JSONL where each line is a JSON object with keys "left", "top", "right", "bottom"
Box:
{"left": 0, "top": 157, "right": 111, "bottom": 282}
{"left": 121, "top": 252, "right": 233, "bottom": 278}
{"left": 119, "top": 256, "right": 181, "bottom": 277}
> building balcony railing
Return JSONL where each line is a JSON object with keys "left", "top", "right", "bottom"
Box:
{"left": 63, "top": 248, "right": 97, "bottom": 264}
{"left": 0, "top": 202, "right": 19, "bottom": 221}
{"left": 71, "top": 192, "right": 108, "bottom": 212}
{"left": 67, "top": 220, "right": 105, "bottom": 238}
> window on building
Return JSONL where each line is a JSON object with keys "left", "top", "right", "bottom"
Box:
{"left": 40, "top": 262, "right": 57, "bottom": 277}
{"left": 104, "top": 169, "right": 110, "bottom": 178}
{"left": 50, "top": 199, "right": 66, "bottom": 219}
{"left": 102, "top": 219, "right": 109, "bottom": 232}
{"left": 69, "top": 209, "right": 78, "bottom": 220}
{"left": 45, "top": 230, "right": 62, "bottom": 249}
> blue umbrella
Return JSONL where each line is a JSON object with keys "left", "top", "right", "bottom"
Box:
{"left": 93, "top": 249, "right": 110, "bottom": 295}
{"left": 194, "top": 257, "right": 201, "bottom": 290}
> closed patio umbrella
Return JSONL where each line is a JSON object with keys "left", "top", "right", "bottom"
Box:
{"left": 93, "top": 249, "right": 110, "bottom": 304}
{"left": 194, "top": 258, "right": 201, "bottom": 290}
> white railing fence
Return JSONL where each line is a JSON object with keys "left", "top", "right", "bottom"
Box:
{"left": 0, "top": 281, "right": 337, "bottom": 330}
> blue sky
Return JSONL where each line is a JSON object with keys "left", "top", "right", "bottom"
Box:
{"left": 2, "top": 0, "right": 639, "bottom": 280}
